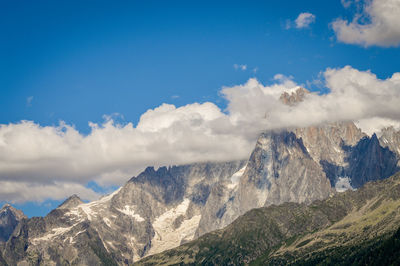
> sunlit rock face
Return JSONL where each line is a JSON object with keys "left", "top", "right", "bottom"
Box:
{"left": 232, "top": 131, "right": 332, "bottom": 218}
{"left": 380, "top": 126, "right": 400, "bottom": 164}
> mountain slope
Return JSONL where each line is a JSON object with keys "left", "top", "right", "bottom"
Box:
{"left": 0, "top": 161, "right": 247, "bottom": 265}
{"left": 138, "top": 171, "right": 400, "bottom": 265}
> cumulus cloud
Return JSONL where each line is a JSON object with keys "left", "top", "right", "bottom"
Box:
{"left": 0, "top": 181, "right": 99, "bottom": 204}
{"left": 295, "top": 12, "right": 316, "bottom": 28}
{"left": 355, "top": 117, "right": 400, "bottom": 136}
{"left": 332, "top": 0, "right": 400, "bottom": 47}
{"left": 1, "top": 66, "right": 400, "bottom": 202}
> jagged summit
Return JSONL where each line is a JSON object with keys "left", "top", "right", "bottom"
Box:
{"left": 280, "top": 87, "right": 310, "bottom": 105}
{"left": 57, "top": 194, "right": 83, "bottom": 209}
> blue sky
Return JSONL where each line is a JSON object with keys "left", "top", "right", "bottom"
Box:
{"left": 1, "top": 0, "right": 400, "bottom": 217}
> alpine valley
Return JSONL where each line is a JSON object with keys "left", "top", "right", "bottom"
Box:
{"left": 1, "top": 89, "right": 400, "bottom": 265}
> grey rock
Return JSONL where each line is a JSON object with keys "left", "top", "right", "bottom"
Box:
{"left": 379, "top": 126, "right": 400, "bottom": 162}
{"left": 57, "top": 194, "right": 83, "bottom": 210}
{"left": 0, "top": 204, "right": 26, "bottom": 243}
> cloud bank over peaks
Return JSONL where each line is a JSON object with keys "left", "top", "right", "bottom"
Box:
{"left": 332, "top": 0, "right": 400, "bottom": 47}
{"left": 0, "top": 66, "right": 399, "bottom": 202}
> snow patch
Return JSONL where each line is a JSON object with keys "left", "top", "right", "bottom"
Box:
{"left": 32, "top": 225, "right": 76, "bottom": 243}
{"left": 116, "top": 205, "right": 145, "bottom": 222}
{"left": 72, "top": 187, "right": 122, "bottom": 222}
{"left": 103, "top": 217, "right": 112, "bottom": 227}
{"left": 97, "top": 187, "right": 122, "bottom": 203}
{"left": 79, "top": 204, "right": 95, "bottom": 221}
{"left": 146, "top": 198, "right": 201, "bottom": 257}
{"left": 335, "top": 177, "right": 355, "bottom": 192}
{"left": 228, "top": 166, "right": 246, "bottom": 189}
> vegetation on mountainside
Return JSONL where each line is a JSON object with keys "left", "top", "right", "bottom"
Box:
{"left": 138, "top": 172, "right": 400, "bottom": 265}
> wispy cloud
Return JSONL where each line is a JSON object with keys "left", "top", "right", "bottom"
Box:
{"left": 233, "top": 64, "right": 247, "bottom": 71}
{"left": 26, "top": 96, "right": 33, "bottom": 107}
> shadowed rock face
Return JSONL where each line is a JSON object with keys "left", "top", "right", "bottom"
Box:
{"left": 0, "top": 204, "right": 26, "bottom": 243}
{"left": 320, "top": 133, "right": 399, "bottom": 189}
{"left": 346, "top": 134, "right": 399, "bottom": 188}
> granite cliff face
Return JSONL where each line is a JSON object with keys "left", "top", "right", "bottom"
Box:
{"left": 222, "top": 131, "right": 333, "bottom": 228}
{"left": 0, "top": 116, "right": 399, "bottom": 264}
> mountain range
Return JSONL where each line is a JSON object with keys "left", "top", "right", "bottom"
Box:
{"left": 0, "top": 89, "right": 399, "bottom": 265}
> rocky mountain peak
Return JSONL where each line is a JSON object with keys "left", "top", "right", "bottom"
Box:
{"left": 280, "top": 87, "right": 310, "bottom": 106}
{"left": 0, "top": 204, "right": 26, "bottom": 243}
{"left": 0, "top": 204, "right": 26, "bottom": 221}
{"left": 345, "top": 134, "right": 399, "bottom": 188}
{"left": 235, "top": 130, "right": 332, "bottom": 216}
{"left": 379, "top": 126, "right": 400, "bottom": 163}
{"left": 57, "top": 194, "right": 83, "bottom": 210}
{"left": 294, "top": 121, "right": 365, "bottom": 166}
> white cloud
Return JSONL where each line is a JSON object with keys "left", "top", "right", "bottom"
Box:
{"left": 0, "top": 181, "right": 99, "bottom": 203}
{"left": 26, "top": 96, "right": 33, "bottom": 107}
{"left": 341, "top": 0, "right": 353, "bottom": 8}
{"left": 1, "top": 66, "right": 400, "bottom": 203}
{"left": 332, "top": 0, "right": 400, "bottom": 47}
{"left": 233, "top": 64, "right": 247, "bottom": 71}
{"left": 355, "top": 117, "right": 400, "bottom": 136}
{"left": 295, "top": 12, "right": 316, "bottom": 28}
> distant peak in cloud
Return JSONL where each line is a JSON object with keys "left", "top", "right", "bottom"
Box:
{"left": 332, "top": 0, "right": 400, "bottom": 47}
{"left": 295, "top": 12, "right": 316, "bottom": 29}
